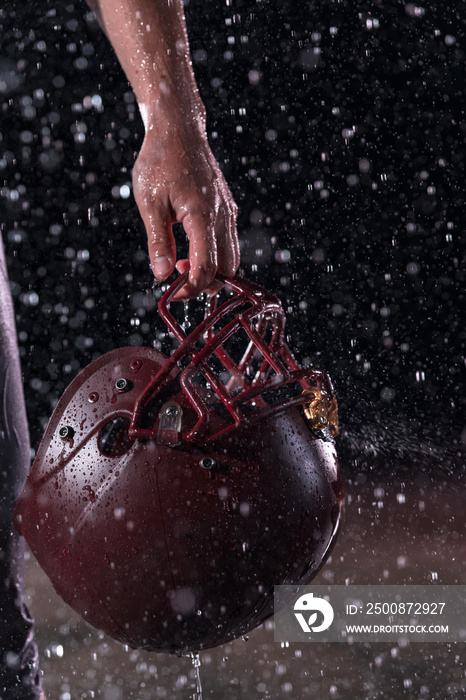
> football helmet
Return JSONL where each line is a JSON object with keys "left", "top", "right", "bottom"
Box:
{"left": 14, "top": 271, "right": 344, "bottom": 654}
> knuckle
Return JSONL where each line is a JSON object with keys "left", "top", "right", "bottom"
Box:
{"left": 229, "top": 198, "right": 239, "bottom": 215}
{"left": 198, "top": 256, "right": 218, "bottom": 274}
{"left": 191, "top": 260, "right": 217, "bottom": 283}
{"left": 187, "top": 206, "right": 213, "bottom": 231}
{"left": 148, "top": 224, "right": 172, "bottom": 247}
{"left": 150, "top": 239, "right": 170, "bottom": 255}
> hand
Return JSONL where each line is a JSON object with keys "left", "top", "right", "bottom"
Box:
{"left": 132, "top": 106, "right": 239, "bottom": 299}
{"left": 86, "top": 0, "right": 238, "bottom": 298}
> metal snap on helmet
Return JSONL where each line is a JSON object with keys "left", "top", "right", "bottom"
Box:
{"left": 14, "top": 271, "right": 344, "bottom": 654}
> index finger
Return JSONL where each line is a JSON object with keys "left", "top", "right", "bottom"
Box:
{"left": 173, "top": 210, "right": 219, "bottom": 299}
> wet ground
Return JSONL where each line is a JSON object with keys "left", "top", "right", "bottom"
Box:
{"left": 25, "top": 473, "right": 466, "bottom": 700}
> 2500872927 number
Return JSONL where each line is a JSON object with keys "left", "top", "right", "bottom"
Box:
{"left": 366, "top": 602, "right": 446, "bottom": 615}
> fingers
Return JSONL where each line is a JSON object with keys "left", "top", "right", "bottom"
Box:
{"left": 132, "top": 167, "right": 176, "bottom": 283}
{"left": 173, "top": 190, "right": 239, "bottom": 299}
{"left": 187, "top": 210, "right": 218, "bottom": 290}
{"left": 200, "top": 200, "right": 238, "bottom": 297}
{"left": 136, "top": 187, "right": 238, "bottom": 299}
{"left": 146, "top": 210, "right": 177, "bottom": 282}
{"left": 216, "top": 195, "right": 240, "bottom": 277}
{"left": 133, "top": 136, "right": 239, "bottom": 298}
{"left": 172, "top": 207, "right": 218, "bottom": 299}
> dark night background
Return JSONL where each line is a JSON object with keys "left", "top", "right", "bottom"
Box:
{"left": 1, "top": 0, "right": 464, "bottom": 478}
{"left": 1, "top": 2, "right": 466, "bottom": 699}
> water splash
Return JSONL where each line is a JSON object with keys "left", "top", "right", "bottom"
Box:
{"left": 338, "top": 412, "right": 465, "bottom": 481}
{"left": 190, "top": 652, "right": 202, "bottom": 700}
{"left": 182, "top": 300, "right": 191, "bottom": 333}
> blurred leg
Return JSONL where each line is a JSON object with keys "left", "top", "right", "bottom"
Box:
{"left": 0, "top": 238, "right": 42, "bottom": 699}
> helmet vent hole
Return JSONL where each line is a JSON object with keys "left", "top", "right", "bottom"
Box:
{"left": 98, "top": 416, "right": 134, "bottom": 457}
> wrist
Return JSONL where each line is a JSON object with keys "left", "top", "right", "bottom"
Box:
{"left": 138, "top": 81, "right": 206, "bottom": 138}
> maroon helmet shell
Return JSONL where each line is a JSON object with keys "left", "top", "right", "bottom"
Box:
{"left": 14, "top": 272, "right": 344, "bottom": 654}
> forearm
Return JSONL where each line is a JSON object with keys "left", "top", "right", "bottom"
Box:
{"left": 85, "top": 0, "right": 239, "bottom": 296}
{"left": 86, "top": 0, "right": 204, "bottom": 127}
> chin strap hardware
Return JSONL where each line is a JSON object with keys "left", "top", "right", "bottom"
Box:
{"left": 157, "top": 402, "right": 183, "bottom": 446}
